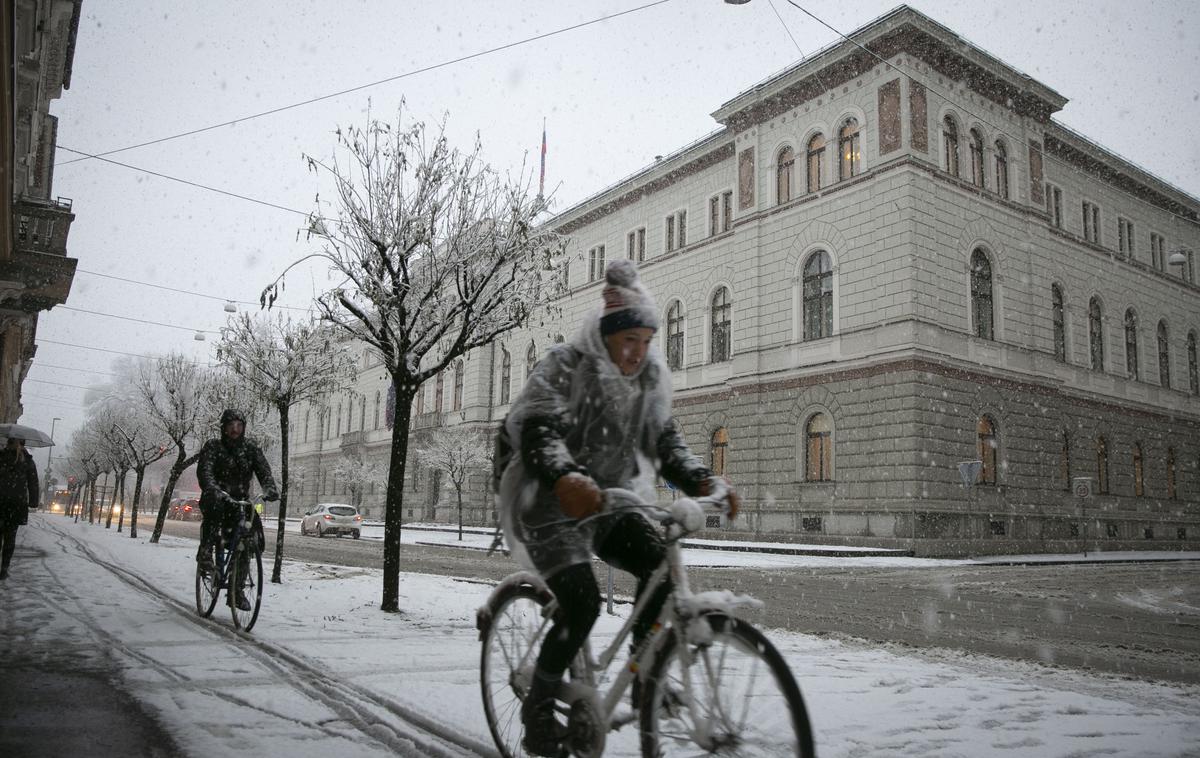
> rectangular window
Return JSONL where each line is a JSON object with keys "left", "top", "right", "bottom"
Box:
{"left": 801, "top": 516, "right": 823, "bottom": 533}
{"left": 588, "top": 245, "right": 605, "bottom": 281}
{"left": 627, "top": 231, "right": 636, "bottom": 260}
{"left": 1046, "top": 185, "right": 1063, "bottom": 228}
{"left": 989, "top": 520, "right": 1007, "bottom": 536}
{"left": 1082, "top": 201, "right": 1100, "bottom": 244}
{"left": 709, "top": 196, "right": 720, "bottom": 237}
{"left": 1150, "top": 233, "right": 1165, "bottom": 270}
{"left": 677, "top": 209, "right": 687, "bottom": 247}
{"left": 1118, "top": 218, "right": 1134, "bottom": 258}
{"left": 636, "top": 227, "right": 645, "bottom": 262}
{"left": 722, "top": 191, "right": 733, "bottom": 232}
{"left": 665, "top": 215, "right": 675, "bottom": 252}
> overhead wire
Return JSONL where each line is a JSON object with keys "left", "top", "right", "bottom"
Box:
{"left": 57, "top": 304, "right": 220, "bottom": 334}
{"left": 26, "top": 378, "right": 109, "bottom": 392}
{"left": 37, "top": 338, "right": 210, "bottom": 364}
{"left": 780, "top": 0, "right": 1200, "bottom": 234}
{"left": 55, "top": 0, "right": 675, "bottom": 166}
{"left": 74, "top": 268, "right": 312, "bottom": 312}
{"left": 30, "top": 362, "right": 119, "bottom": 378}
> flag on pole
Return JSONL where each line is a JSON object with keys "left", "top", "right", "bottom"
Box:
{"left": 538, "top": 119, "right": 547, "bottom": 200}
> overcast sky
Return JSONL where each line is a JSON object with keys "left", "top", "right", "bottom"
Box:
{"left": 21, "top": 0, "right": 1200, "bottom": 472}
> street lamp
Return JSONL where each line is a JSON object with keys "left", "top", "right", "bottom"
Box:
{"left": 1167, "top": 247, "right": 1192, "bottom": 281}
{"left": 44, "top": 417, "right": 61, "bottom": 500}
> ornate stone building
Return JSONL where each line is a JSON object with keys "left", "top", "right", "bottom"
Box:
{"left": 291, "top": 6, "right": 1199, "bottom": 555}
{"left": 1, "top": 0, "right": 82, "bottom": 422}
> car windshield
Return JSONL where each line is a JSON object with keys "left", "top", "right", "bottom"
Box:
{"left": 328, "top": 506, "right": 357, "bottom": 517}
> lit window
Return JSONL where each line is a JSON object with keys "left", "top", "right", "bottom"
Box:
{"left": 838, "top": 119, "right": 860, "bottom": 181}
{"left": 977, "top": 416, "right": 998, "bottom": 485}
{"left": 711, "top": 427, "right": 729, "bottom": 477}
{"left": 805, "top": 413, "right": 832, "bottom": 482}
{"left": 806, "top": 133, "right": 825, "bottom": 193}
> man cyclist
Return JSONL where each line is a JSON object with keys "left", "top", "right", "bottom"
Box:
{"left": 196, "top": 409, "right": 278, "bottom": 610}
{"left": 498, "top": 260, "right": 740, "bottom": 756}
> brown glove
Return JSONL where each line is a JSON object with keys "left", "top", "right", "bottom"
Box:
{"left": 554, "top": 473, "right": 603, "bottom": 519}
{"left": 698, "top": 476, "right": 740, "bottom": 520}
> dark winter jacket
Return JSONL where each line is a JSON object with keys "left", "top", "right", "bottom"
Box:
{"left": 0, "top": 448, "right": 39, "bottom": 528}
{"left": 197, "top": 418, "right": 277, "bottom": 512}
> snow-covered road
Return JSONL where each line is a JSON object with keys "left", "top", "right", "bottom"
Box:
{"left": 4, "top": 514, "right": 1198, "bottom": 757}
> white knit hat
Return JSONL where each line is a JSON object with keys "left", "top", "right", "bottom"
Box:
{"left": 599, "top": 260, "right": 659, "bottom": 336}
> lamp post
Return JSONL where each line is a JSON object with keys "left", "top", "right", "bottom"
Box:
{"left": 1167, "top": 248, "right": 1192, "bottom": 281}
{"left": 44, "top": 417, "right": 61, "bottom": 502}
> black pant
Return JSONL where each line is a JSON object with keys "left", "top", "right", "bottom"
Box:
{"left": 0, "top": 525, "right": 18, "bottom": 571}
{"left": 536, "top": 513, "right": 672, "bottom": 680}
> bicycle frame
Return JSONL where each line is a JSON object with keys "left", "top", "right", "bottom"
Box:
{"left": 517, "top": 499, "right": 761, "bottom": 747}
{"left": 211, "top": 502, "right": 252, "bottom": 590}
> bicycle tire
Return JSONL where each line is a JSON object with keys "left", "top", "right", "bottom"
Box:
{"left": 195, "top": 544, "right": 220, "bottom": 618}
{"left": 479, "top": 583, "right": 555, "bottom": 758}
{"left": 640, "top": 612, "right": 815, "bottom": 758}
{"left": 229, "top": 539, "right": 264, "bottom": 632}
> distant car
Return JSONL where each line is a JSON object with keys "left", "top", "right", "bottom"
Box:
{"left": 49, "top": 489, "right": 71, "bottom": 514}
{"left": 169, "top": 498, "right": 201, "bottom": 521}
{"left": 300, "top": 503, "right": 362, "bottom": 539}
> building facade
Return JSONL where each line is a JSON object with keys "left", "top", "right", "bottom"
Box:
{"left": 1, "top": 0, "right": 82, "bottom": 423}
{"left": 290, "top": 6, "right": 1200, "bottom": 555}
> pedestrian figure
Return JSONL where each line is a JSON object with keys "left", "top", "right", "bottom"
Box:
{"left": 0, "top": 437, "right": 40, "bottom": 580}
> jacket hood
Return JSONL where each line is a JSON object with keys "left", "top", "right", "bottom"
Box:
{"left": 219, "top": 409, "right": 247, "bottom": 443}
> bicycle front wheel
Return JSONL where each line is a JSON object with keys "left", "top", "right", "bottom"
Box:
{"left": 479, "top": 583, "right": 555, "bottom": 758}
{"left": 640, "top": 613, "right": 815, "bottom": 757}
{"left": 229, "top": 541, "right": 263, "bottom": 632}
{"left": 195, "top": 544, "right": 219, "bottom": 618}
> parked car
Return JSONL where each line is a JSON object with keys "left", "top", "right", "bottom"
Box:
{"left": 300, "top": 503, "right": 362, "bottom": 539}
{"left": 169, "top": 498, "right": 201, "bottom": 521}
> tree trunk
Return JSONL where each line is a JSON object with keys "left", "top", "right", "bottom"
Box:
{"left": 116, "top": 470, "right": 127, "bottom": 532}
{"left": 130, "top": 466, "right": 146, "bottom": 539}
{"left": 88, "top": 478, "right": 98, "bottom": 524}
{"left": 456, "top": 485, "right": 464, "bottom": 541}
{"left": 381, "top": 380, "right": 414, "bottom": 613}
{"left": 150, "top": 447, "right": 199, "bottom": 543}
{"left": 271, "top": 404, "right": 290, "bottom": 584}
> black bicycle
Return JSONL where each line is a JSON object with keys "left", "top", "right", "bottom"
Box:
{"left": 195, "top": 499, "right": 264, "bottom": 631}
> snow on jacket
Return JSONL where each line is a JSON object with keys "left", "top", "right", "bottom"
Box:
{"left": 0, "top": 449, "right": 39, "bottom": 528}
{"left": 498, "top": 311, "right": 710, "bottom": 575}
{"left": 197, "top": 435, "right": 277, "bottom": 510}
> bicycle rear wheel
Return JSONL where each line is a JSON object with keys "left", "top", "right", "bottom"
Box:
{"left": 640, "top": 613, "right": 814, "bottom": 757}
{"left": 229, "top": 541, "right": 263, "bottom": 632}
{"left": 195, "top": 544, "right": 219, "bottom": 618}
{"left": 479, "top": 583, "right": 555, "bottom": 758}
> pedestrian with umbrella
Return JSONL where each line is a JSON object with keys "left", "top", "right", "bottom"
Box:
{"left": 0, "top": 424, "right": 51, "bottom": 580}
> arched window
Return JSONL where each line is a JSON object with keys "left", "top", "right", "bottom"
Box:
{"left": 943, "top": 116, "right": 960, "bottom": 176}
{"left": 710, "top": 287, "right": 732, "bottom": 363}
{"left": 1089, "top": 297, "right": 1104, "bottom": 371}
{"left": 1133, "top": 443, "right": 1145, "bottom": 496}
{"left": 453, "top": 361, "right": 464, "bottom": 411}
{"left": 1059, "top": 429, "right": 1071, "bottom": 491}
{"left": 1124, "top": 309, "right": 1139, "bottom": 379}
{"left": 994, "top": 140, "right": 1009, "bottom": 199}
{"left": 415, "top": 382, "right": 425, "bottom": 415}
{"left": 969, "top": 128, "right": 985, "bottom": 187}
{"left": 1167, "top": 448, "right": 1177, "bottom": 499}
{"left": 1051, "top": 284, "right": 1066, "bottom": 362}
{"left": 335, "top": 403, "right": 342, "bottom": 437}
{"left": 526, "top": 342, "right": 538, "bottom": 378}
{"left": 1157, "top": 320, "right": 1170, "bottom": 389}
{"left": 373, "top": 391, "right": 381, "bottom": 429}
{"left": 776, "top": 146, "right": 794, "bottom": 204}
{"left": 359, "top": 397, "right": 366, "bottom": 430}
{"left": 710, "top": 427, "right": 729, "bottom": 477}
{"left": 666, "top": 300, "right": 685, "bottom": 370}
{"left": 1096, "top": 436, "right": 1109, "bottom": 494}
{"left": 304, "top": 411, "right": 310, "bottom": 443}
{"left": 1188, "top": 331, "right": 1199, "bottom": 395}
{"left": 805, "top": 413, "right": 832, "bottom": 482}
{"left": 802, "top": 251, "right": 833, "bottom": 340}
{"left": 434, "top": 371, "right": 444, "bottom": 413}
{"left": 806, "top": 133, "right": 825, "bottom": 193}
{"left": 977, "top": 416, "right": 998, "bottom": 485}
{"left": 838, "top": 119, "right": 860, "bottom": 180}
{"left": 499, "top": 347, "right": 511, "bottom": 405}
{"left": 970, "top": 249, "right": 994, "bottom": 340}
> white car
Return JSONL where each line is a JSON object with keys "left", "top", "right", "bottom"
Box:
{"left": 300, "top": 503, "right": 363, "bottom": 539}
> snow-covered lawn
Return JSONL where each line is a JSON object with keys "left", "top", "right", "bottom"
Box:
{"left": 10, "top": 514, "right": 1199, "bottom": 757}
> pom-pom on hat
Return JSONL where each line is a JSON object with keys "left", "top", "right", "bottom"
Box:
{"left": 600, "top": 259, "right": 659, "bottom": 336}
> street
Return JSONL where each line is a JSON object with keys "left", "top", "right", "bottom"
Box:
{"left": 156, "top": 518, "right": 1200, "bottom": 685}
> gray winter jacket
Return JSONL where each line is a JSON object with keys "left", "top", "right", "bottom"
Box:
{"left": 498, "top": 312, "right": 710, "bottom": 575}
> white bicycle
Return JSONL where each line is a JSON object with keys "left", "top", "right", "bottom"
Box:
{"left": 477, "top": 488, "right": 815, "bottom": 757}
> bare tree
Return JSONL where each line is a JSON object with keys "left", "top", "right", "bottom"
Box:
{"left": 215, "top": 312, "right": 355, "bottom": 582}
{"left": 330, "top": 449, "right": 384, "bottom": 514}
{"left": 263, "top": 112, "right": 566, "bottom": 612}
{"left": 135, "top": 355, "right": 214, "bottom": 543}
{"left": 416, "top": 425, "right": 490, "bottom": 540}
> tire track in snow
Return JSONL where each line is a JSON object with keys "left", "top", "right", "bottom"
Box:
{"left": 38, "top": 519, "right": 499, "bottom": 758}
